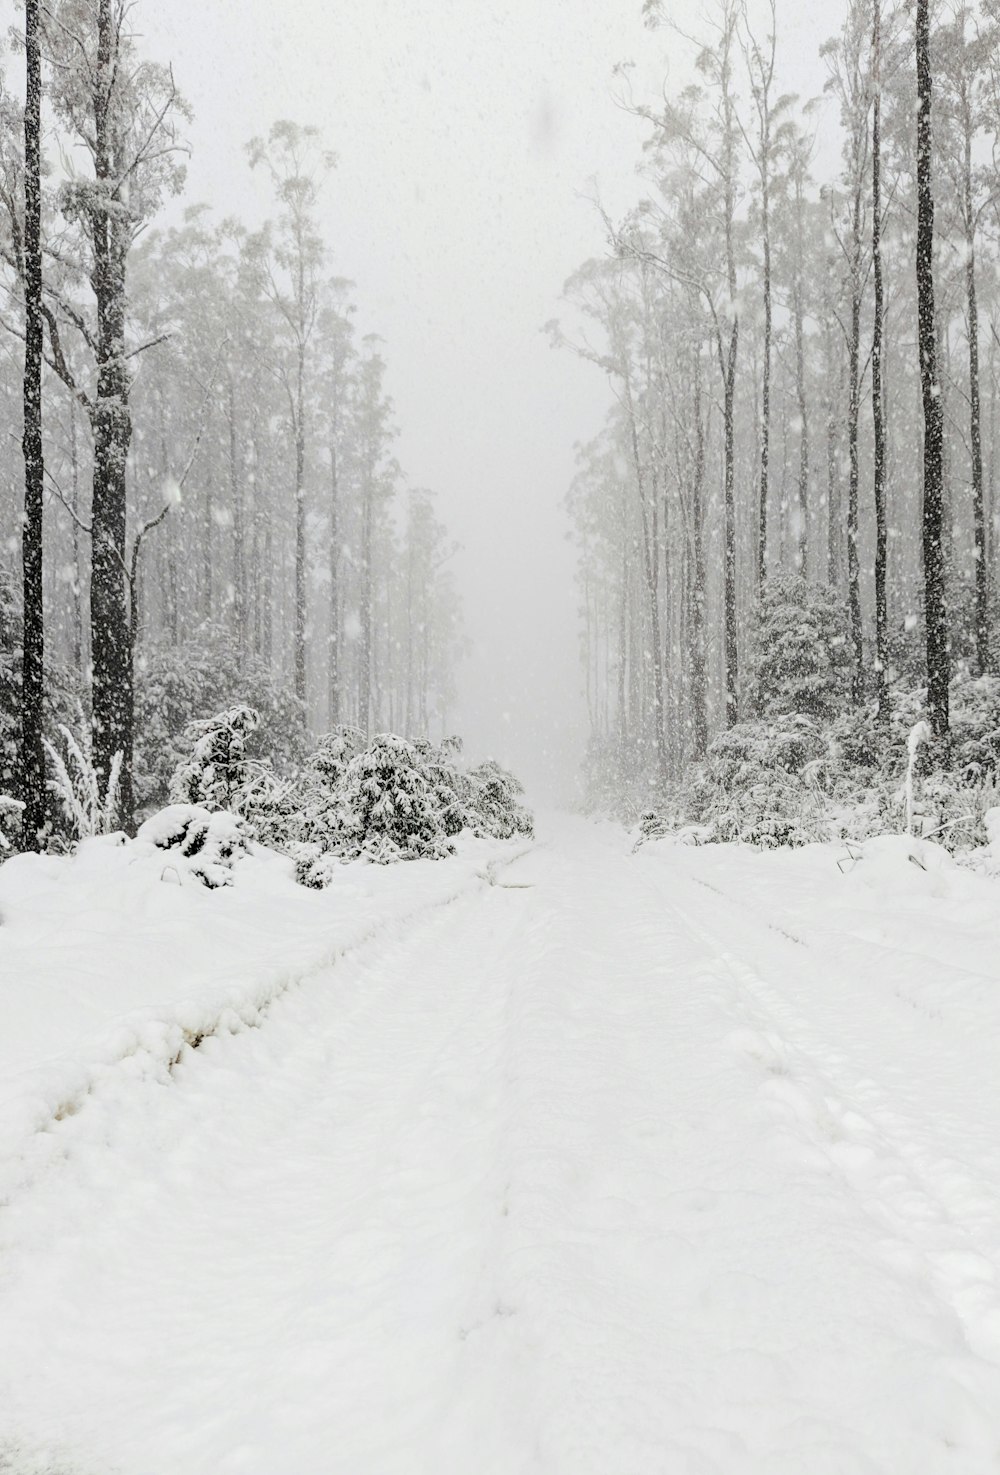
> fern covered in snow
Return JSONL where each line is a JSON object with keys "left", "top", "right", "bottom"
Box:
{"left": 43, "top": 719, "right": 123, "bottom": 839}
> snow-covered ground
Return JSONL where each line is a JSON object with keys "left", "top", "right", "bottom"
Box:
{"left": 3, "top": 816, "right": 1000, "bottom": 1472}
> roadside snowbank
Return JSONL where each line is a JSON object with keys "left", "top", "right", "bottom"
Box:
{"left": 0, "top": 829, "right": 521, "bottom": 1200}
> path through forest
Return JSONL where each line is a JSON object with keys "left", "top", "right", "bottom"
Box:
{"left": 3, "top": 817, "right": 1000, "bottom": 1473}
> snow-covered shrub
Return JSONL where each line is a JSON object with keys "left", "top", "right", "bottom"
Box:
{"left": 136, "top": 804, "right": 253, "bottom": 888}
{"left": 752, "top": 577, "right": 853, "bottom": 718}
{"left": 0, "top": 795, "right": 24, "bottom": 852}
{"left": 309, "top": 725, "right": 366, "bottom": 789}
{"left": 415, "top": 735, "right": 470, "bottom": 837}
{"left": 327, "top": 733, "right": 454, "bottom": 866}
{"left": 43, "top": 717, "right": 123, "bottom": 839}
{"left": 707, "top": 714, "right": 829, "bottom": 793}
{"left": 947, "top": 676, "right": 1000, "bottom": 780}
{"left": 464, "top": 758, "right": 534, "bottom": 839}
{"left": 229, "top": 763, "right": 304, "bottom": 850}
{"left": 0, "top": 565, "right": 83, "bottom": 804}
{"left": 134, "top": 626, "right": 305, "bottom": 809}
{"left": 708, "top": 776, "right": 829, "bottom": 848}
{"left": 169, "top": 705, "right": 261, "bottom": 810}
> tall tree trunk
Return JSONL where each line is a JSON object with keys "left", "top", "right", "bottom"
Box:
{"left": 689, "top": 370, "right": 708, "bottom": 759}
{"left": 359, "top": 478, "right": 373, "bottom": 735}
{"left": 847, "top": 184, "right": 864, "bottom": 705}
{"left": 758, "top": 194, "right": 772, "bottom": 586}
{"left": 70, "top": 398, "right": 84, "bottom": 674}
{"left": 964, "top": 134, "right": 988, "bottom": 672}
{"left": 723, "top": 320, "right": 739, "bottom": 726}
{"left": 916, "top": 0, "right": 949, "bottom": 737}
{"left": 19, "top": 0, "right": 45, "bottom": 847}
{"left": 793, "top": 167, "right": 809, "bottom": 575}
{"left": 625, "top": 378, "right": 667, "bottom": 787}
{"left": 872, "top": 0, "right": 889, "bottom": 719}
{"left": 90, "top": 0, "right": 134, "bottom": 830}
{"left": 228, "top": 372, "right": 245, "bottom": 664}
{"left": 328, "top": 442, "right": 340, "bottom": 726}
{"left": 294, "top": 342, "right": 307, "bottom": 705}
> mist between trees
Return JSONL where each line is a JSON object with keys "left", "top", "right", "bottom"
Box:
{"left": 1, "top": 1, "right": 464, "bottom": 844}
{"left": 553, "top": 0, "right": 994, "bottom": 810}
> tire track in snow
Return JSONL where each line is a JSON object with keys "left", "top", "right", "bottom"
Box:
{"left": 638, "top": 848, "right": 1000, "bottom": 1387}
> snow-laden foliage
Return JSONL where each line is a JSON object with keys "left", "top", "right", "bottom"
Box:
{"left": 638, "top": 674, "right": 1000, "bottom": 857}
{"left": 327, "top": 733, "right": 455, "bottom": 866}
{"left": 751, "top": 578, "right": 853, "bottom": 718}
{"left": 134, "top": 628, "right": 305, "bottom": 810}
{"left": 0, "top": 795, "right": 24, "bottom": 852}
{"left": 169, "top": 705, "right": 262, "bottom": 811}
{"left": 43, "top": 717, "right": 123, "bottom": 840}
{"left": 160, "top": 707, "right": 533, "bottom": 886}
{"left": 464, "top": 759, "right": 534, "bottom": 840}
{"left": 136, "top": 804, "right": 254, "bottom": 889}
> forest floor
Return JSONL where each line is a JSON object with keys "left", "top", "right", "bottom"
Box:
{"left": 3, "top": 816, "right": 1000, "bottom": 1472}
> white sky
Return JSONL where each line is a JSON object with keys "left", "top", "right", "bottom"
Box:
{"left": 136, "top": 0, "right": 834, "bottom": 796}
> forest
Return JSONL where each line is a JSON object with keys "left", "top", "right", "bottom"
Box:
{"left": 560, "top": 0, "right": 1000, "bottom": 853}
{"left": 1, "top": 0, "right": 471, "bottom": 856}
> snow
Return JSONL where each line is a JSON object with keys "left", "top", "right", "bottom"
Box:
{"left": 3, "top": 816, "right": 1000, "bottom": 1471}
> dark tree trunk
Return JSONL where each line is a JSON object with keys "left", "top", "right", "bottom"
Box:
{"left": 963, "top": 137, "right": 988, "bottom": 672}
{"left": 723, "top": 319, "right": 739, "bottom": 726}
{"left": 19, "top": 0, "right": 46, "bottom": 847}
{"left": 847, "top": 184, "right": 864, "bottom": 706}
{"left": 90, "top": 0, "right": 134, "bottom": 830}
{"left": 792, "top": 165, "right": 809, "bottom": 575}
{"left": 916, "top": 0, "right": 949, "bottom": 736}
{"left": 872, "top": 0, "right": 889, "bottom": 719}
{"left": 758, "top": 199, "right": 772, "bottom": 587}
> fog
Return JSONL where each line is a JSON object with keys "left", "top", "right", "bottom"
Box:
{"left": 119, "top": 1, "right": 823, "bottom": 798}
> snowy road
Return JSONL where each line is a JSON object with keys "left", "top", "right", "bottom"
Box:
{"left": 4, "top": 817, "right": 1000, "bottom": 1473}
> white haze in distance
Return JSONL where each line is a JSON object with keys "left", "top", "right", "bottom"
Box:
{"left": 139, "top": 0, "right": 832, "bottom": 800}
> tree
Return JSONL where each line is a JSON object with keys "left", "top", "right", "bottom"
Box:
{"left": 872, "top": 0, "right": 889, "bottom": 718}
{"left": 20, "top": 0, "right": 46, "bottom": 846}
{"left": 42, "top": 0, "right": 187, "bottom": 829}
{"left": 824, "top": 0, "right": 871, "bottom": 705}
{"left": 246, "top": 121, "right": 334, "bottom": 710}
{"left": 916, "top": 0, "right": 949, "bottom": 736}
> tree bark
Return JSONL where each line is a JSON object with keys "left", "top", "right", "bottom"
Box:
{"left": 847, "top": 182, "right": 864, "bottom": 705}
{"left": 19, "top": 0, "right": 46, "bottom": 846}
{"left": 916, "top": 0, "right": 950, "bottom": 736}
{"left": 872, "top": 0, "right": 889, "bottom": 719}
{"left": 89, "top": 0, "right": 135, "bottom": 830}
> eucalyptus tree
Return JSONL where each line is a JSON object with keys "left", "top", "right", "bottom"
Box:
{"left": 937, "top": 5, "right": 995, "bottom": 674}
{"left": 824, "top": 0, "right": 873, "bottom": 703}
{"left": 916, "top": 0, "right": 949, "bottom": 737}
{"left": 246, "top": 120, "right": 334, "bottom": 708}
{"left": 21, "top": 0, "right": 46, "bottom": 845}
{"left": 37, "top": 0, "right": 188, "bottom": 830}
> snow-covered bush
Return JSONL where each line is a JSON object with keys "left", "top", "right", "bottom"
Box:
{"left": 136, "top": 804, "right": 253, "bottom": 888}
{"left": 44, "top": 717, "right": 123, "bottom": 840}
{"left": 706, "top": 714, "right": 830, "bottom": 793}
{"left": 308, "top": 726, "right": 367, "bottom": 789}
{"left": 464, "top": 758, "right": 534, "bottom": 839}
{"left": 230, "top": 763, "right": 304, "bottom": 850}
{"left": 0, "top": 795, "right": 24, "bottom": 852}
{"left": 134, "top": 626, "right": 305, "bottom": 809}
{"left": 415, "top": 735, "right": 470, "bottom": 837}
{"left": 752, "top": 577, "right": 853, "bottom": 718}
{"left": 169, "top": 705, "right": 261, "bottom": 810}
{"left": 332, "top": 733, "right": 455, "bottom": 865}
